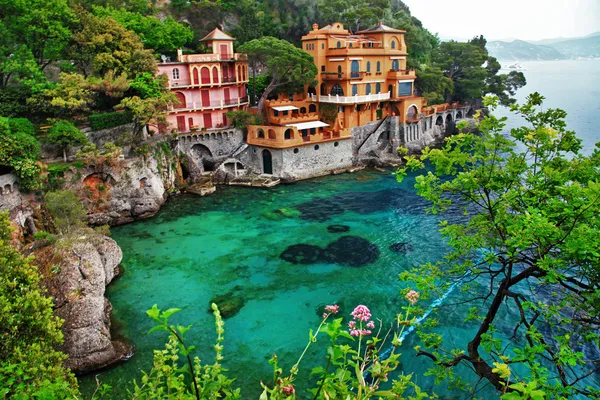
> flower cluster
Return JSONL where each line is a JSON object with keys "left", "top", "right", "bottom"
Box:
{"left": 281, "top": 384, "right": 295, "bottom": 397}
{"left": 322, "top": 304, "right": 339, "bottom": 318}
{"left": 405, "top": 290, "right": 420, "bottom": 305}
{"left": 349, "top": 305, "right": 375, "bottom": 336}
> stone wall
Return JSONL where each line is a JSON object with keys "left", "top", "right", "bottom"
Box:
{"left": 0, "top": 173, "right": 22, "bottom": 211}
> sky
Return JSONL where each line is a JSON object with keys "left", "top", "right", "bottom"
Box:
{"left": 401, "top": 0, "right": 600, "bottom": 41}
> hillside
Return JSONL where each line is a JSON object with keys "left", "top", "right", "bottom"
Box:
{"left": 487, "top": 40, "right": 565, "bottom": 61}
{"left": 550, "top": 34, "right": 600, "bottom": 58}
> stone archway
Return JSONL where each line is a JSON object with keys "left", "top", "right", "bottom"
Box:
{"left": 191, "top": 144, "right": 216, "bottom": 171}
{"left": 456, "top": 111, "right": 463, "bottom": 119}
{"left": 435, "top": 116, "right": 444, "bottom": 126}
{"left": 467, "top": 108, "right": 475, "bottom": 117}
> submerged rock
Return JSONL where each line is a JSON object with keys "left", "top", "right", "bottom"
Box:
{"left": 323, "top": 236, "right": 379, "bottom": 267}
{"left": 327, "top": 224, "right": 351, "bottom": 233}
{"left": 275, "top": 208, "right": 301, "bottom": 218}
{"left": 280, "top": 244, "right": 324, "bottom": 264}
{"left": 390, "top": 242, "right": 413, "bottom": 253}
{"left": 209, "top": 288, "right": 246, "bottom": 319}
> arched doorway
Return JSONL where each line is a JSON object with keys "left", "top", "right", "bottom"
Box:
{"left": 407, "top": 105, "right": 418, "bottom": 121}
{"left": 262, "top": 150, "right": 273, "bottom": 174}
{"left": 436, "top": 116, "right": 444, "bottom": 126}
{"left": 456, "top": 111, "right": 463, "bottom": 119}
{"left": 191, "top": 144, "right": 215, "bottom": 171}
{"left": 388, "top": 85, "right": 393, "bottom": 95}
{"left": 200, "top": 67, "right": 210, "bottom": 84}
{"left": 446, "top": 114, "right": 453, "bottom": 124}
{"left": 330, "top": 84, "right": 344, "bottom": 96}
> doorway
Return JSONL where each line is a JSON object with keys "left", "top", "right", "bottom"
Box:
{"left": 262, "top": 149, "right": 273, "bottom": 174}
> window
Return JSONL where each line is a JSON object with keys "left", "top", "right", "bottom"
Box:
{"left": 274, "top": 110, "right": 279, "bottom": 116}
{"left": 334, "top": 141, "right": 339, "bottom": 147}
{"left": 391, "top": 40, "right": 396, "bottom": 49}
{"left": 366, "top": 84, "right": 371, "bottom": 95}
{"left": 294, "top": 148, "right": 299, "bottom": 153}
{"left": 366, "top": 61, "right": 371, "bottom": 73}
{"left": 351, "top": 60, "right": 359, "bottom": 78}
{"left": 337, "top": 41, "right": 341, "bottom": 48}
{"left": 349, "top": 43, "right": 352, "bottom": 48}
{"left": 377, "top": 61, "right": 381, "bottom": 73}
{"left": 172, "top": 68, "right": 180, "bottom": 80}
{"left": 284, "top": 129, "right": 293, "bottom": 139}
{"left": 321, "top": 65, "right": 325, "bottom": 72}
{"left": 352, "top": 85, "right": 358, "bottom": 96}
{"left": 314, "top": 145, "right": 319, "bottom": 150}
{"left": 310, "top": 128, "right": 316, "bottom": 135}
{"left": 399, "top": 82, "right": 413, "bottom": 96}
{"left": 283, "top": 110, "right": 289, "bottom": 116}
{"left": 309, "top": 104, "right": 317, "bottom": 113}
{"left": 257, "top": 129, "right": 265, "bottom": 138}
{"left": 376, "top": 83, "right": 381, "bottom": 93}
{"left": 392, "top": 60, "right": 399, "bottom": 71}
{"left": 322, "top": 43, "right": 324, "bottom": 49}
{"left": 330, "top": 83, "right": 344, "bottom": 96}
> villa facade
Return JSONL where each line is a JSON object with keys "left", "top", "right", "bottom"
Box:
{"left": 157, "top": 28, "right": 249, "bottom": 133}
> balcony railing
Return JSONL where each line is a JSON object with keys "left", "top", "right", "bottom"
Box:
{"left": 322, "top": 71, "right": 365, "bottom": 81}
{"left": 168, "top": 97, "right": 249, "bottom": 112}
{"left": 270, "top": 113, "right": 320, "bottom": 125}
{"left": 177, "top": 53, "right": 248, "bottom": 63}
{"left": 222, "top": 76, "right": 237, "bottom": 83}
{"left": 310, "top": 92, "right": 390, "bottom": 104}
{"left": 387, "top": 69, "right": 416, "bottom": 79}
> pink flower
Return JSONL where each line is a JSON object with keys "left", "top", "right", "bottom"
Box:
{"left": 325, "top": 304, "right": 339, "bottom": 314}
{"left": 366, "top": 321, "right": 375, "bottom": 329}
{"left": 282, "top": 384, "right": 295, "bottom": 397}
{"left": 348, "top": 320, "right": 356, "bottom": 329}
{"left": 350, "top": 329, "right": 372, "bottom": 337}
{"left": 351, "top": 305, "right": 371, "bottom": 322}
{"left": 322, "top": 313, "right": 328, "bottom": 318}
{"left": 405, "top": 290, "right": 420, "bottom": 305}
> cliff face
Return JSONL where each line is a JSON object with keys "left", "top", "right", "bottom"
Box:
{"left": 27, "top": 229, "right": 129, "bottom": 374}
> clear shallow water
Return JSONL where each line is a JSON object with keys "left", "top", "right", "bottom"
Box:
{"left": 79, "top": 60, "right": 600, "bottom": 398}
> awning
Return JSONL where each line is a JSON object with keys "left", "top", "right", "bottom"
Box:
{"left": 272, "top": 106, "right": 299, "bottom": 111}
{"left": 285, "top": 121, "right": 330, "bottom": 130}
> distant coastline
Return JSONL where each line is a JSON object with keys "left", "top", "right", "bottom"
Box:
{"left": 487, "top": 33, "right": 600, "bottom": 61}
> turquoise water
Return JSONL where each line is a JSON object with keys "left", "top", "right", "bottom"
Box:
{"left": 79, "top": 60, "right": 600, "bottom": 398}
{"left": 81, "top": 170, "right": 466, "bottom": 398}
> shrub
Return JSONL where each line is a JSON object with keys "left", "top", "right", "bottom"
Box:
{"left": 48, "top": 121, "right": 89, "bottom": 163}
{"left": 89, "top": 111, "right": 133, "bottom": 131}
{"left": 8, "top": 118, "right": 34, "bottom": 136}
{"left": 32, "top": 231, "right": 57, "bottom": 244}
{"left": 45, "top": 190, "right": 87, "bottom": 235}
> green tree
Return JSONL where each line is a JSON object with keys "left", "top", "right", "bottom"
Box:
{"left": 0, "top": 212, "right": 78, "bottom": 398}
{"left": 92, "top": 7, "right": 193, "bottom": 55}
{"left": 45, "top": 190, "right": 87, "bottom": 235}
{"left": 398, "top": 94, "right": 600, "bottom": 397}
{"left": 484, "top": 56, "right": 526, "bottom": 106}
{"left": 239, "top": 37, "right": 317, "bottom": 114}
{"left": 48, "top": 121, "right": 89, "bottom": 162}
{"left": 316, "top": 0, "right": 391, "bottom": 33}
{"left": 415, "top": 66, "right": 453, "bottom": 105}
{"left": 0, "top": 117, "right": 42, "bottom": 190}
{"left": 69, "top": 12, "right": 156, "bottom": 78}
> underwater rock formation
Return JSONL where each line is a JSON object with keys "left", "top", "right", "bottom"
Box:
{"left": 209, "top": 287, "right": 246, "bottom": 319}
{"left": 327, "top": 224, "right": 351, "bottom": 233}
{"left": 280, "top": 244, "right": 324, "bottom": 264}
{"left": 390, "top": 242, "right": 413, "bottom": 253}
{"left": 323, "top": 236, "right": 380, "bottom": 267}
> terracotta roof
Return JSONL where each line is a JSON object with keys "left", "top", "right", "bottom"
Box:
{"left": 199, "top": 28, "right": 235, "bottom": 42}
{"left": 356, "top": 21, "right": 405, "bottom": 34}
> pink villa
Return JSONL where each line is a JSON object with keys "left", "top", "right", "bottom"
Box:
{"left": 156, "top": 28, "right": 249, "bottom": 133}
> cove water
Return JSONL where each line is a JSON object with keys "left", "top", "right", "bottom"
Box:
{"left": 80, "top": 59, "right": 600, "bottom": 398}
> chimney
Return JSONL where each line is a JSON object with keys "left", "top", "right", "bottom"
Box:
{"left": 312, "top": 23, "right": 318, "bottom": 31}
{"left": 176, "top": 48, "right": 183, "bottom": 62}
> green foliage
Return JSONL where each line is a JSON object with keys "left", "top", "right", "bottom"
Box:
{"left": 93, "top": 7, "right": 193, "bottom": 54}
{"left": 248, "top": 75, "right": 270, "bottom": 105}
{"left": 8, "top": 118, "right": 34, "bottom": 137}
{"left": 397, "top": 93, "right": 600, "bottom": 397}
{"left": 130, "top": 72, "right": 169, "bottom": 99}
{"left": 225, "top": 110, "right": 260, "bottom": 129}
{"left": 0, "top": 87, "right": 31, "bottom": 117}
{"left": 319, "top": 103, "right": 338, "bottom": 125}
{"left": 316, "top": 0, "right": 391, "bottom": 33}
{"left": 48, "top": 121, "right": 90, "bottom": 162}
{"left": 32, "top": 231, "right": 58, "bottom": 244}
{"left": 0, "top": 117, "right": 42, "bottom": 190}
{"left": 0, "top": 212, "right": 78, "bottom": 398}
{"left": 45, "top": 190, "right": 87, "bottom": 235}
{"left": 89, "top": 111, "right": 133, "bottom": 131}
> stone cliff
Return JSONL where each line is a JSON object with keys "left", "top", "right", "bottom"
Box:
{"left": 26, "top": 229, "right": 128, "bottom": 374}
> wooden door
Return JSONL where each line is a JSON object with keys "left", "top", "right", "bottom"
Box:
{"left": 220, "top": 44, "right": 229, "bottom": 59}
{"left": 201, "top": 90, "right": 210, "bottom": 107}
{"left": 177, "top": 116, "right": 186, "bottom": 132}
{"left": 193, "top": 69, "right": 199, "bottom": 85}
{"left": 224, "top": 88, "right": 230, "bottom": 105}
{"left": 203, "top": 113, "right": 212, "bottom": 129}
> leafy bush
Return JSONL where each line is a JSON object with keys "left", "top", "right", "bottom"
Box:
{"left": 32, "top": 231, "right": 57, "bottom": 244}
{"left": 45, "top": 190, "right": 87, "bottom": 235}
{"left": 8, "top": 118, "right": 34, "bottom": 136}
{"left": 0, "top": 117, "right": 42, "bottom": 190}
{"left": 48, "top": 121, "right": 89, "bottom": 162}
{"left": 0, "top": 212, "right": 78, "bottom": 398}
{"left": 89, "top": 111, "right": 133, "bottom": 131}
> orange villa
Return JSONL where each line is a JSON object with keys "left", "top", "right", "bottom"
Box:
{"left": 157, "top": 28, "right": 249, "bottom": 133}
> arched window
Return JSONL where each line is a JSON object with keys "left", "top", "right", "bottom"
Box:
{"left": 377, "top": 61, "right": 381, "bottom": 73}
{"left": 174, "top": 92, "right": 186, "bottom": 108}
{"left": 284, "top": 129, "right": 293, "bottom": 139}
{"left": 200, "top": 67, "right": 210, "bottom": 84}
{"left": 337, "top": 41, "right": 341, "bottom": 48}
{"left": 172, "top": 68, "right": 180, "bottom": 80}
{"left": 352, "top": 85, "right": 358, "bottom": 96}
{"left": 212, "top": 67, "right": 219, "bottom": 83}
{"left": 322, "top": 43, "right": 324, "bottom": 49}
{"left": 388, "top": 85, "right": 393, "bottom": 95}
{"left": 193, "top": 68, "right": 199, "bottom": 85}
{"left": 392, "top": 60, "right": 399, "bottom": 71}
{"left": 365, "top": 84, "right": 371, "bottom": 95}
{"left": 407, "top": 105, "right": 418, "bottom": 120}
{"left": 337, "top": 65, "right": 342, "bottom": 78}
{"left": 268, "top": 129, "right": 276, "bottom": 139}
{"left": 351, "top": 60, "right": 360, "bottom": 78}
{"left": 376, "top": 83, "right": 381, "bottom": 93}
{"left": 391, "top": 40, "right": 396, "bottom": 49}
{"left": 330, "top": 83, "right": 344, "bottom": 96}
{"left": 257, "top": 129, "right": 265, "bottom": 138}
{"left": 300, "top": 107, "right": 307, "bottom": 114}
{"left": 366, "top": 61, "right": 371, "bottom": 73}
{"left": 309, "top": 104, "right": 317, "bottom": 113}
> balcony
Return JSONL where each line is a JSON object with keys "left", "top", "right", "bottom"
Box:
{"left": 325, "top": 46, "right": 405, "bottom": 57}
{"left": 270, "top": 113, "right": 320, "bottom": 125}
{"left": 322, "top": 71, "right": 365, "bottom": 81}
{"left": 177, "top": 53, "right": 248, "bottom": 63}
{"left": 168, "top": 97, "right": 249, "bottom": 112}
{"left": 387, "top": 69, "right": 416, "bottom": 80}
{"left": 310, "top": 92, "right": 390, "bottom": 104}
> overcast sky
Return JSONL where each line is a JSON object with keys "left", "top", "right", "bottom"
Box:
{"left": 401, "top": 0, "right": 600, "bottom": 41}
